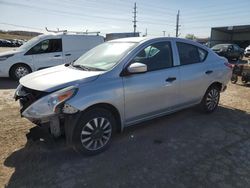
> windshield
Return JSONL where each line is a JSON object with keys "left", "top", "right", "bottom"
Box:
{"left": 212, "top": 44, "right": 230, "bottom": 50}
{"left": 73, "top": 42, "right": 137, "bottom": 71}
{"left": 16, "top": 35, "right": 42, "bottom": 51}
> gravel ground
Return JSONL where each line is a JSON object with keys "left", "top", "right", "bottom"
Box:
{"left": 0, "top": 78, "right": 249, "bottom": 188}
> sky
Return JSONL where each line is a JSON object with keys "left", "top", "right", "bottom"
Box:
{"left": 0, "top": 0, "right": 250, "bottom": 38}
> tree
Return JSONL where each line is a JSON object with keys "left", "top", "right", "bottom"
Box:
{"left": 185, "top": 34, "right": 196, "bottom": 40}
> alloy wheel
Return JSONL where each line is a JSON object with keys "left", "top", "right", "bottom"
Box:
{"left": 15, "top": 66, "right": 29, "bottom": 79}
{"left": 206, "top": 88, "right": 219, "bottom": 111}
{"left": 80, "top": 117, "right": 112, "bottom": 151}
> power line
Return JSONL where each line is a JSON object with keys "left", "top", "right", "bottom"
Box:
{"left": 0, "top": 23, "right": 43, "bottom": 32}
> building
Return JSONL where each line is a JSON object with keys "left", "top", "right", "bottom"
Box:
{"left": 105, "top": 32, "right": 140, "bottom": 41}
{"left": 210, "top": 25, "right": 250, "bottom": 48}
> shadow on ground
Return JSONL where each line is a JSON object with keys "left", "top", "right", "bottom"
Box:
{"left": 0, "top": 78, "right": 18, "bottom": 89}
{"left": 4, "top": 105, "right": 250, "bottom": 187}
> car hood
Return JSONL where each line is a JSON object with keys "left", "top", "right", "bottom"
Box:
{"left": 0, "top": 50, "right": 21, "bottom": 56}
{"left": 20, "top": 65, "right": 103, "bottom": 92}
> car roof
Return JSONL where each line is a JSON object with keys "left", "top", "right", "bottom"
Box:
{"left": 108, "top": 37, "right": 208, "bottom": 50}
{"left": 109, "top": 36, "right": 182, "bottom": 43}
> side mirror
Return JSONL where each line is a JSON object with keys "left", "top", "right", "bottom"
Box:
{"left": 127, "top": 62, "right": 147, "bottom": 74}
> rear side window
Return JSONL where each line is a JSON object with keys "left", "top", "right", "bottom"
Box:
{"left": 26, "top": 39, "right": 62, "bottom": 55}
{"left": 177, "top": 42, "right": 208, "bottom": 65}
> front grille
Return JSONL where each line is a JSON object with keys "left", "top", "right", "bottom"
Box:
{"left": 17, "top": 86, "right": 48, "bottom": 113}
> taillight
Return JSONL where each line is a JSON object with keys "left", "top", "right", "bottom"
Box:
{"left": 224, "top": 62, "right": 233, "bottom": 69}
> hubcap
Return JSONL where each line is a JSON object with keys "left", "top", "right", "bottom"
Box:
{"left": 80, "top": 117, "right": 112, "bottom": 151}
{"left": 206, "top": 89, "right": 219, "bottom": 111}
{"left": 15, "top": 66, "right": 29, "bottom": 79}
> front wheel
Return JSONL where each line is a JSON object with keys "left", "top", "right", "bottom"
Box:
{"left": 199, "top": 86, "right": 220, "bottom": 113}
{"left": 72, "top": 108, "right": 116, "bottom": 155}
{"left": 10, "top": 64, "right": 31, "bottom": 80}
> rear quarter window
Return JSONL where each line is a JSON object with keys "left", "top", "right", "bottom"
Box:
{"left": 177, "top": 42, "right": 208, "bottom": 65}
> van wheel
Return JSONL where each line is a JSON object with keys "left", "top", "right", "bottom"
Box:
{"left": 199, "top": 85, "right": 220, "bottom": 113}
{"left": 10, "top": 64, "right": 31, "bottom": 80}
{"left": 72, "top": 108, "right": 116, "bottom": 155}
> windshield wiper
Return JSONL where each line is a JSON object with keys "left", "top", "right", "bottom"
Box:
{"left": 72, "top": 64, "right": 105, "bottom": 71}
{"left": 72, "top": 64, "right": 91, "bottom": 71}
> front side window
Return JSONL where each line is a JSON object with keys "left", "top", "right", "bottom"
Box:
{"left": 26, "top": 39, "right": 62, "bottom": 55}
{"left": 177, "top": 42, "right": 207, "bottom": 65}
{"left": 132, "top": 41, "right": 173, "bottom": 71}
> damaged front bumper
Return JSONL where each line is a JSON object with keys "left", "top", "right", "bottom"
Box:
{"left": 14, "top": 84, "right": 80, "bottom": 138}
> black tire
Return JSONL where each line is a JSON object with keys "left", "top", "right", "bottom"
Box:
{"left": 231, "top": 74, "right": 238, "bottom": 84}
{"left": 10, "top": 64, "right": 31, "bottom": 80}
{"left": 72, "top": 108, "right": 116, "bottom": 155}
{"left": 241, "top": 75, "right": 248, "bottom": 84}
{"left": 199, "top": 85, "right": 220, "bottom": 113}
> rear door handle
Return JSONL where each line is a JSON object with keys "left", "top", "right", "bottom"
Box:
{"left": 65, "top": 53, "right": 71, "bottom": 56}
{"left": 205, "top": 70, "right": 213, "bottom": 74}
{"left": 54, "top": 55, "right": 61, "bottom": 57}
{"left": 165, "top": 77, "right": 176, "bottom": 82}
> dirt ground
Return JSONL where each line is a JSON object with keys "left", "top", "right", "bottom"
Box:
{"left": 0, "top": 78, "right": 249, "bottom": 187}
{"left": 0, "top": 47, "right": 250, "bottom": 187}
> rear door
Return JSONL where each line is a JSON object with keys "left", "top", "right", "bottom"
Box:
{"left": 176, "top": 42, "right": 211, "bottom": 105}
{"left": 123, "top": 41, "right": 180, "bottom": 124}
{"left": 25, "top": 38, "right": 63, "bottom": 70}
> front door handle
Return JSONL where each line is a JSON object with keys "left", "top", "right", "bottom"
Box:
{"left": 65, "top": 53, "right": 71, "bottom": 56}
{"left": 54, "top": 55, "right": 61, "bottom": 57}
{"left": 205, "top": 70, "right": 213, "bottom": 74}
{"left": 165, "top": 77, "right": 176, "bottom": 82}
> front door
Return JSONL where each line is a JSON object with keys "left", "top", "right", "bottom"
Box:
{"left": 26, "top": 39, "right": 63, "bottom": 70}
{"left": 123, "top": 41, "right": 180, "bottom": 125}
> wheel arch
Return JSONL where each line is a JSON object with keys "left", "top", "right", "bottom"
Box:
{"left": 81, "top": 103, "right": 123, "bottom": 133}
{"left": 208, "top": 81, "right": 223, "bottom": 91}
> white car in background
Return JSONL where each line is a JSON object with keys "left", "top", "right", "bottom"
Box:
{"left": 0, "top": 33, "right": 104, "bottom": 80}
{"left": 245, "top": 45, "right": 250, "bottom": 57}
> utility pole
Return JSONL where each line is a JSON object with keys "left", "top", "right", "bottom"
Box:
{"left": 132, "top": 2, "right": 137, "bottom": 36}
{"left": 175, "top": 10, "right": 180, "bottom": 37}
{"left": 163, "top": 30, "right": 166, "bottom": 36}
{"left": 143, "top": 28, "right": 147, "bottom": 37}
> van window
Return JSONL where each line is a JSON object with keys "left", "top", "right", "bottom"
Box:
{"left": 177, "top": 42, "right": 207, "bottom": 65}
{"left": 26, "top": 39, "right": 62, "bottom": 55}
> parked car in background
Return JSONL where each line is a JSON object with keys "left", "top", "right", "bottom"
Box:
{"left": 0, "top": 33, "right": 104, "bottom": 80}
{"left": 15, "top": 37, "right": 232, "bottom": 155}
{"left": 211, "top": 44, "right": 244, "bottom": 61}
{"left": 0, "top": 39, "right": 12, "bottom": 47}
{"left": 244, "top": 45, "right": 250, "bottom": 57}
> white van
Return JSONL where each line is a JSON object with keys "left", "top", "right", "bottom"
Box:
{"left": 0, "top": 33, "right": 104, "bottom": 80}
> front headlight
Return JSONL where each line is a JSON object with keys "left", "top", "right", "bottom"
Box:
{"left": 22, "top": 86, "right": 78, "bottom": 119}
{"left": 0, "top": 54, "right": 14, "bottom": 61}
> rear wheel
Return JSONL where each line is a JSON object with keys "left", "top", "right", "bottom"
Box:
{"left": 72, "top": 108, "right": 116, "bottom": 155}
{"left": 241, "top": 75, "right": 248, "bottom": 84}
{"left": 231, "top": 74, "right": 238, "bottom": 84}
{"left": 199, "top": 85, "right": 220, "bottom": 113}
{"left": 10, "top": 64, "right": 31, "bottom": 80}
